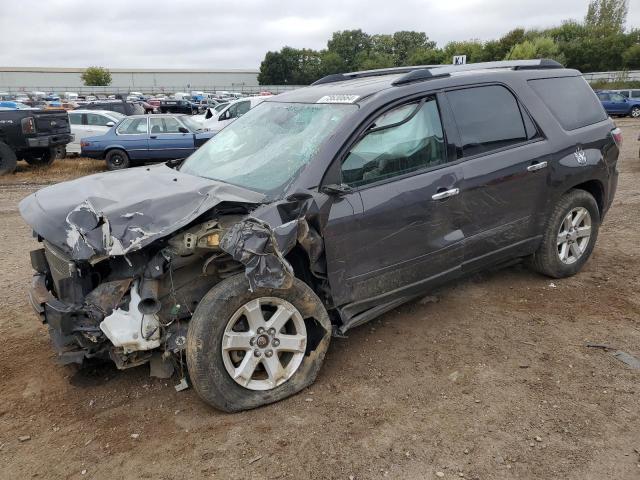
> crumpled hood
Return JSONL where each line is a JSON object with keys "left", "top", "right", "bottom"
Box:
{"left": 19, "top": 164, "right": 265, "bottom": 260}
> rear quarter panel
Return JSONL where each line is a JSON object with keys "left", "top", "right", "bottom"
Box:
{"left": 513, "top": 76, "right": 617, "bottom": 225}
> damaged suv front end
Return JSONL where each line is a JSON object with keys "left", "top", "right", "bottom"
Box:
{"left": 20, "top": 99, "right": 355, "bottom": 397}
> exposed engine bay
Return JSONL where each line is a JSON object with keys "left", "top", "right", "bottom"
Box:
{"left": 28, "top": 212, "right": 249, "bottom": 373}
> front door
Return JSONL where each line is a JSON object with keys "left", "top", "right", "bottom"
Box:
{"left": 323, "top": 97, "right": 465, "bottom": 311}
{"left": 608, "top": 93, "right": 629, "bottom": 114}
{"left": 148, "top": 116, "right": 195, "bottom": 160}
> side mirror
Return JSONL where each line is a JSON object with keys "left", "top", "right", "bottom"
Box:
{"left": 178, "top": 126, "right": 189, "bottom": 133}
{"left": 320, "top": 183, "right": 353, "bottom": 196}
{"left": 286, "top": 190, "right": 314, "bottom": 202}
{"left": 106, "top": 121, "right": 115, "bottom": 127}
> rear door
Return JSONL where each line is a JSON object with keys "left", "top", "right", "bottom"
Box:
{"left": 324, "top": 96, "right": 464, "bottom": 308}
{"left": 148, "top": 116, "right": 195, "bottom": 160}
{"left": 114, "top": 117, "right": 149, "bottom": 160}
{"left": 443, "top": 84, "right": 550, "bottom": 270}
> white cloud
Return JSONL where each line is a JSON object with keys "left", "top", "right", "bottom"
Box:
{"left": 0, "top": 0, "right": 637, "bottom": 68}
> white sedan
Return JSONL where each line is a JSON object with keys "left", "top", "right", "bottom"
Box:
{"left": 201, "top": 97, "right": 267, "bottom": 133}
{"left": 190, "top": 102, "right": 229, "bottom": 126}
{"left": 67, "top": 110, "right": 125, "bottom": 154}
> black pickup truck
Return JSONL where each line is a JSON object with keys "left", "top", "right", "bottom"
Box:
{"left": 0, "top": 109, "right": 72, "bottom": 174}
{"left": 159, "top": 99, "right": 197, "bottom": 114}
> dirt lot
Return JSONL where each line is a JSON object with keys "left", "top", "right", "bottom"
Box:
{"left": 1, "top": 120, "right": 639, "bottom": 480}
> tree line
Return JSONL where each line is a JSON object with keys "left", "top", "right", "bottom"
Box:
{"left": 258, "top": 0, "right": 639, "bottom": 85}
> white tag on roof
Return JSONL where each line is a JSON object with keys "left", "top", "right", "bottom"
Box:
{"left": 316, "top": 94, "right": 360, "bottom": 104}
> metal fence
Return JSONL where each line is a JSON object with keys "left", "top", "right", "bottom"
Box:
{"left": 582, "top": 71, "right": 640, "bottom": 82}
{"left": 0, "top": 85, "right": 304, "bottom": 95}
{"left": 3, "top": 70, "right": 639, "bottom": 95}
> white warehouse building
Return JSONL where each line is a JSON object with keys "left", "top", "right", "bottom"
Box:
{"left": 0, "top": 66, "right": 261, "bottom": 94}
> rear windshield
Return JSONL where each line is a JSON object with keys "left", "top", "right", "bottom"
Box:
{"left": 528, "top": 76, "right": 607, "bottom": 131}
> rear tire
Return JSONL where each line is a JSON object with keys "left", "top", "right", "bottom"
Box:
{"left": 0, "top": 141, "right": 17, "bottom": 175}
{"left": 24, "top": 147, "right": 61, "bottom": 166}
{"left": 186, "top": 274, "right": 332, "bottom": 412}
{"left": 105, "top": 149, "right": 130, "bottom": 170}
{"left": 529, "top": 189, "right": 600, "bottom": 278}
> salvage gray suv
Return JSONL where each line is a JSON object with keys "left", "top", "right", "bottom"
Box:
{"left": 21, "top": 60, "right": 620, "bottom": 411}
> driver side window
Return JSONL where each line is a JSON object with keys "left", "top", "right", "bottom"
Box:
{"left": 236, "top": 101, "right": 251, "bottom": 116}
{"left": 226, "top": 104, "right": 238, "bottom": 119}
{"left": 341, "top": 98, "right": 446, "bottom": 187}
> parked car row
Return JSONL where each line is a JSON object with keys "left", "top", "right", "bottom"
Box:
{"left": 0, "top": 88, "right": 271, "bottom": 174}
{"left": 80, "top": 114, "right": 215, "bottom": 169}
{"left": 67, "top": 110, "right": 126, "bottom": 154}
{"left": 76, "top": 96, "right": 269, "bottom": 168}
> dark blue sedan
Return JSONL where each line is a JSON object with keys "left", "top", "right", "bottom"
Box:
{"left": 81, "top": 114, "right": 216, "bottom": 170}
{"left": 596, "top": 91, "right": 640, "bottom": 118}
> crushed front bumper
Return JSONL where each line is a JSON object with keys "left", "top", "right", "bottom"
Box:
{"left": 28, "top": 246, "right": 129, "bottom": 365}
{"left": 28, "top": 273, "right": 95, "bottom": 364}
{"left": 27, "top": 133, "right": 73, "bottom": 148}
{"left": 29, "top": 274, "right": 85, "bottom": 334}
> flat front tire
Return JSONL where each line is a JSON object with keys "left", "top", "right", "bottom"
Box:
{"left": 529, "top": 189, "right": 600, "bottom": 278}
{"left": 186, "top": 274, "right": 332, "bottom": 412}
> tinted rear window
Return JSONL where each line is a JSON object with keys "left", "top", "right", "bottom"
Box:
{"left": 528, "top": 76, "right": 607, "bottom": 131}
{"left": 447, "top": 85, "right": 537, "bottom": 157}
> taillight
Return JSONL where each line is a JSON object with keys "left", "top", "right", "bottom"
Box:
{"left": 21, "top": 117, "right": 36, "bottom": 134}
{"left": 611, "top": 127, "right": 623, "bottom": 148}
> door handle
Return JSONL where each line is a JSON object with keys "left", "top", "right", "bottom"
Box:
{"left": 431, "top": 188, "right": 460, "bottom": 200}
{"left": 527, "top": 161, "right": 548, "bottom": 172}
{"left": 150, "top": 135, "right": 157, "bottom": 139}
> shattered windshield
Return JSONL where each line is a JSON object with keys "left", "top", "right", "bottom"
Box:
{"left": 180, "top": 101, "right": 357, "bottom": 195}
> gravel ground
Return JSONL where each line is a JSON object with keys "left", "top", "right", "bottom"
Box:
{"left": 0, "top": 119, "right": 639, "bottom": 480}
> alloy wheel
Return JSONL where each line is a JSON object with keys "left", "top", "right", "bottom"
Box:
{"left": 557, "top": 207, "right": 592, "bottom": 265}
{"left": 221, "top": 297, "right": 307, "bottom": 391}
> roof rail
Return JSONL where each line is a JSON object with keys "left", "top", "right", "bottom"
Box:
{"left": 311, "top": 65, "right": 441, "bottom": 86}
{"left": 312, "top": 59, "right": 564, "bottom": 87}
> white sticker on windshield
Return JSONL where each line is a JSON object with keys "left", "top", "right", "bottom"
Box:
{"left": 316, "top": 94, "right": 360, "bottom": 104}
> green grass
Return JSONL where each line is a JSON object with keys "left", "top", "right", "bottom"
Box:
{"left": 589, "top": 80, "right": 640, "bottom": 90}
{"left": 2, "top": 157, "right": 106, "bottom": 185}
